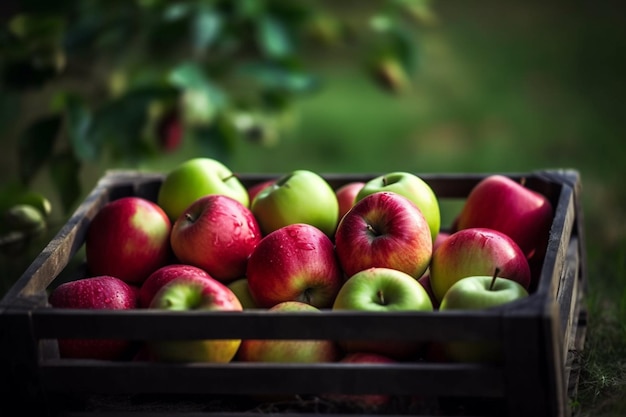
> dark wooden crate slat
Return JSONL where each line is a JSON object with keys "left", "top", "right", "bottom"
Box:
{"left": 557, "top": 237, "right": 581, "bottom": 362}
{"left": 31, "top": 309, "right": 506, "bottom": 341}
{"left": 40, "top": 361, "right": 505, "bottom": 397}
{"left": 535, "top": 174, "right": 577, "bottom": 301}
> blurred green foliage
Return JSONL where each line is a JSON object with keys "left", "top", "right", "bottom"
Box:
{"left": 0, "top": 0, "right": 433, "bottom": 214}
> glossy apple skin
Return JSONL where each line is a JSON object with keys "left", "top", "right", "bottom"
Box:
{"left": 439, "top": 275, "right": 529, "bottom": 362}
{"left": 356, "top": 172, "right": 440, "bottom": 242}
{"left": 333, "top": 267, "right": 433, "bottom": 359}
{"left": 48, "top": 275, "right": 139, "bottom": 360}
{"left": 335, "top": 181, "right": 365, "bottom": 221}
{"left": 157, "top": 157, "right": 249, "bottom": 221}
{"left": 148, "top": 275, "right": 243, "bottom": 363}
{"left": 170, "top": 194, "right": 262, "bottom": 283}
{"left": 251, "top": 170, "right": 339, "bottom": 237}
{"left": 455, "top": 175, "right": 554, "bottom": 262}
{"left": 429, "top": 227, "right": 531, "bottom": 303}
{"left": 433, "top": 230, "right": 450, "bottom": 253}
{"left": 335, "top": 191, "right": 432, "bottom": 279}
{"left": 237, "top": 301, "right": 340, "bottom": 363}
{"left": 138, "top": 263, "right": 213, "bottom": 308}
{"left": 227, "top": 278, "right": 258, "bottom": 309}
{"left": 85, "top": 196, "right": 172, "bottom": 285}
{"left": 247, "top": 179, "right": 276, "bottom": 203}
{"left": 321, "top": 352, "right": 396, "bottom": 409}
{"left": 417, "top": 274, "right": 440, "bottom": 310}
{"left": 246, "top": 223, "right": 343, "bottom": 309}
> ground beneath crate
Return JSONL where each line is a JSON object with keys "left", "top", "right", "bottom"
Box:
{"left": 67, "top": 393, "right": 508, "bottom": 416}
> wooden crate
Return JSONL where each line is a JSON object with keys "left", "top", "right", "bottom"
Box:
{"left": 0, "top": 169, "right": 586, "bottom": 417}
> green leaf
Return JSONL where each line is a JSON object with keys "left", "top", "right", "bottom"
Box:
{"left": 17, "top": 115, "right": 62, "bottom": 185}
{"left": 48, "top": 151, "right": 81, "bottom": 214}
{"left": 163, "top": 3, "right": 192, "bottom": 21}
{"left": 390, "top": 24, "right": 419, "bottom": 74}
{"left": 238, "top": 62, "right": 321, "bottom": 94}
{"left": 367, "top": 15, "right": 419, "bottom": 75}
{"left": 234, "top": 0, "right": 265, "bottom": 19}
{"left": 192, "top": 6, "right": 222, "bottom": 54}
{"left": 89, "top": 87, "right": 170, "bottom": 161}
{"left": 65, "top": 94, "right": 99, "bottom": 161}
{"left": 169, "top": 62, "right": 226, "bottom": 109}
{"left": 257, "top": 14, "right": 292, "bottom": 59}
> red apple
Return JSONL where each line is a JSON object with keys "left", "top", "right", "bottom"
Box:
{"left": 247, "top": 179, "right": 276, "bottom": 203}
{"left": 85, "top": 196, "right": 172, "bottom": 285}
{"left": 418, "top": 273, "right": 440, "bottom": 309}
{"left": 170, "top": 194, "right": 262, "bottom": 283}
{"left": 246, "top": 223, "right": 343, "bottom": 309}
{"left": 335, "top": 181, "right": 365, "bottom": 221}
{"left": 321, "top": 352, "right": 397, "bottom": 409}
{"left": 138, "top": 263, "right": 214, "bottom": 308}
{"left": 48, "top": 275, "right": 139, "bottom": 360}
{"left": 148, "top": 274, "right": 243, "bottom": 362}
{"left": 156, "top": 108, "right": 184, "bottom": 153}
{"left": 433, "top": 230, "right": 450, "bottom": 253}
{"left": 237, "top": 301, "right": 340, "bottom": 363}
{"left": 455, "top": 174, "right": 554, "bottom": 261}
{"left": 334, "top": 191, "right": 432, "bottom": 279}
{"left": 429, "top": 227, "right": 531, "bottom": 303}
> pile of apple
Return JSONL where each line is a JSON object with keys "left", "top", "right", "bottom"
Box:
{"left": 47, "top": 157, "right": 554, "bottom": 403}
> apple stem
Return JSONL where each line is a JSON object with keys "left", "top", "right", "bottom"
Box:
{"left": 377, "top": 289, "right": 386, "bottom": 305}
{"left": 366, "top": 224, "right": 380, "bottom": 236}
{"left": 520, "top": 177, "right": 527, "bottom": 187}
{"left": 489, "top": 268, "right": 501, "bottom": 291}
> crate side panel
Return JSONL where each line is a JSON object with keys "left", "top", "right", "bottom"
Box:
{"left": 40, "top": 361, "right": 506, "bottom": 398}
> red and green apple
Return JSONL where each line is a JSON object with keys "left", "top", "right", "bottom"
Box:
{"left": 246, "top": 223, "right": 343, "bottom": 309}
{"left": 170, "top": 194, "right": 262, "bottom": 283}
{"left": 334, "top": 191, "right": 432, "bottom": 279}
{"left": 85, "top": 196, "right": 171, "bottom": 285}
{"left": 148, "top": 274, "right": 243, "bottom": 363}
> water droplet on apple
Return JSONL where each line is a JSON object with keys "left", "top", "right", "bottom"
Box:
{"left": 232, "top": 219, "right": 243, "bottom": 236}
{"left": 296, "top": 241, "right": 316, "bottom": 251}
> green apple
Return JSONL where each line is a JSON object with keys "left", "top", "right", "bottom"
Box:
{"left": 250, "top": 169, "right": 339, "bottom": 237}
{"left": 356, "top": 172, "right": 440, "bottom": 241}
{"left": 148, "top": 275, "right": 243, "bottom": 363}
{"left": 157, "top": 157, "right": 249, "bottom": 221}
{"left": 438, "top": 271, "right": 529, "bottom": 363}
{"left": 227, "top": 278, "right": 258, "bottom": 309}
{"left": 237, "top": 301, "right": 340, "bottom": 363}
{"left": 332, "top": 267, "right": 433, "bottom": 359}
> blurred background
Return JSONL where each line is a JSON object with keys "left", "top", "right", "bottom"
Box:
{"left": 1, "top": 1, "right": 625, "bottom": 415}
